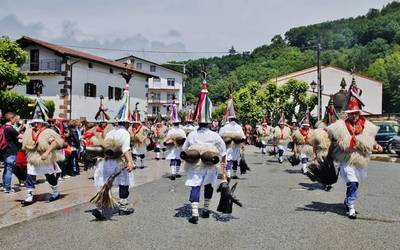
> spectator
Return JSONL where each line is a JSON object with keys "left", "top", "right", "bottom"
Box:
{"left": 66, "top": 119, "right": 81, "bottom": 176}
{"left": 1, "top": 112, "right": 21, "bottom": 193}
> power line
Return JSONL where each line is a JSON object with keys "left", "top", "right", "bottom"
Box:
{"left": 58, "top": 44, "right": 234, "bottom": 54}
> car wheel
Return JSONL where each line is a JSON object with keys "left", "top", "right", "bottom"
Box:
{"left": 387, "top": 142, "right": 396, "bottom": 154}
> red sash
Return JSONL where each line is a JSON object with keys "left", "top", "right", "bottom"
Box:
{"left": 345, "top": 116, "right": 365, "bottom": 149}
{"left": 299, "top": 128, "right": 309, "bottom": 143}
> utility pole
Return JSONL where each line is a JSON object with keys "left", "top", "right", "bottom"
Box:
{"left": 317, "top": 43, "right": 322, "bottom": 120}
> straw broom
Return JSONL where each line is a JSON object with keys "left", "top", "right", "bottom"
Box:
{"left": 90, "top": 168, "right": 125, "bottom": 209}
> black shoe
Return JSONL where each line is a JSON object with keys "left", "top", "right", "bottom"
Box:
{"left": 155, "top": 158, "right": 160, "bottom": 161}
{"left": 231, "top": 176, "right": 238, "bottom": 179}
{"left": 170, "top": 175, "right": 176, "bottom": 180}
{"left": 21, "top": 200, "right": 34, "bottom": 207}
{"left": 49, "top": 194, "right": 60, "bottom": 202}
{"left": 162, "top": 157, "right": 166, "bottom": 160}
{"left": 175, "top": 174, "right": 182, "bottom": 178}
{"left": 324, "top": 185, "right": 333, "bottom": 192}
{"left": 92, "top": 209, "right": 107, "bottom": 221}
{"left": 119, "top": 207, "right": 135, "bottom": 216}
{"left": 201, "top": 210, "right": 210, "bottom": 218}
{"left": 188, "top": 216, "right": 199, "bottom": 224}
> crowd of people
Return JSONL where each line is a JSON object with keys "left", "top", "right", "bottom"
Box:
{"left": 0, "top": 77, "right": 382, "bottom": 223}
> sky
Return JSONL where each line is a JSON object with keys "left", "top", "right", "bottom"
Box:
{"left": 0, "top": 0, "right": 393, "bottom": 63}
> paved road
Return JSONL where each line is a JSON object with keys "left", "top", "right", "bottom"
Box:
{"left": 1, "top": 150, "right": 399, "bottom": 250}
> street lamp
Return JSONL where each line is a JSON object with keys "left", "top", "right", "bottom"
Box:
{"left": 310, "top": 80, "right": 317, "bottom": 92}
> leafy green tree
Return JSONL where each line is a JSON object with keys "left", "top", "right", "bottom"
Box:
{"left": 0, "top": 37, "right": 29, "bottom": 91}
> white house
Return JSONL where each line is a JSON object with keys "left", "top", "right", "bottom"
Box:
{"left": 15, "top": 36, "right": 155, "bottom": 120}
{"left": 274, "top": 65, "right": 383, "bottom": 115}
{"left": 116, "top": 55, "right": 184, "bottom": 119}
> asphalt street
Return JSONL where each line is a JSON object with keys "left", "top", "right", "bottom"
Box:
{"left": 1, "top": 150, "right": 399, "bottom": 250}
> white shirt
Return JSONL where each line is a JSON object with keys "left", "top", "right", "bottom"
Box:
{"left": 105, "top": 125, "right": 131, "bottom": 153}
{"left": 219, "top": 121, "right": 245, "bottom": 161}
{"left": 182, "top": 127, "right": 226, "bottom": 157}
{"left": 166, "top": 126, "right": 187, "bottom": 159}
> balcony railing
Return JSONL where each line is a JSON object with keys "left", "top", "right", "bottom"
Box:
{"left": 148, "top": 98, "right": 179, "bottom": 104}
{"left": 21, "top": 59, "right": 62, "bottom": 72}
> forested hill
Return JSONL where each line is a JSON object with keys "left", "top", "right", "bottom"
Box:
{"left": 168, "top": 1, "right": 400, "bottom": 113}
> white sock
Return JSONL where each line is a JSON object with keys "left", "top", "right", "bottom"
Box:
{"left": 176, "top": 165, "right": 180, "bottom": 174}
{"left": 204, "top": 199, "right": 211, "bottom": 210}
{"left": 233, "top": 170, "right": 238, "bottom": 177}
{"left": 156, "top": 152, "right": 160, "bottom": 158}
{"left": 191, "top": 202, "right": 199, "bottom": 217}
{"left": 170, "top": 164, "right": 176, "bottom": 175}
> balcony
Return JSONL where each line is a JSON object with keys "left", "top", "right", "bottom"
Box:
{"left": 148, "top": 78, "right": 180, "bottom": 91}
{"left": 21, "top": 59, "right": 62, "bottom": 72}
{"left": 148, "top": 98, "right": 179, "bottom": 105}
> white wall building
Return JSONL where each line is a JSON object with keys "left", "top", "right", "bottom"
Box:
{"left": 15, "top": 36, "right": 155, "bottom": 121}
{"left": 274, "top": 65, "right": 383, "bottom": 115}
{"left": 117, "top": 55, "right": 184, "bottom": 119}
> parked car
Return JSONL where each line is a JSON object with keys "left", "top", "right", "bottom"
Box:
{"left": 374, "top": 122, "right": 400, "bottom": 154}
{"left": 391, "top": 135, "right": 400, "bottom": 156}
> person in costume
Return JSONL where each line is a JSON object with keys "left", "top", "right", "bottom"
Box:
{"left": 130, "top": 102, "right": 150, "bottom": 169}
{"left": 327, "top": 78, "right": 382, "bottom": 219}
{"left": 292, "top": 112, "right": 314, "bottom": 174}
{"left": 309, "top": 97, "right": 338, "bottom": 191}
{"left": 164, "top": 100, "right": 186, "bottom": 180}
{"left": 85, "top": 95, "right": 114, "bottom": 146}
{"left": 92, "top": 84, "right": 135, "bottom": 220}
{"left": 256, "top": 116, "right": 271, "bottom": 155}
{"left": 219, "top": 95, "right": 245, "bottom": 179}
{"left": 244, "top": 123, "right": 252, "bottom": 145}
{"left": 181, "top": 80, "right": 227, "bottom": 224}
{"left": 273, "top": 114, "right": 291, "bottom": 163}
{"left": 21, "top": 95, "right": 65, "bottom": 205}
{"left": 151, "top": 114, "right": 168, "bottom": 160}
{"left": 183, "top": 109, "right": 196, "bottom": 135}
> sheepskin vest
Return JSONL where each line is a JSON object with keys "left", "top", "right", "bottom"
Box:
{"left": 22, "top": 128, "right": 65, "bottom": 166}
{"left": 328, "top": 119, "right": 378, "bottom": 168}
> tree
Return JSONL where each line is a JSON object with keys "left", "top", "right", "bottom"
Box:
{"left": 0, "top": 37, "right": 29, "bottom": 91}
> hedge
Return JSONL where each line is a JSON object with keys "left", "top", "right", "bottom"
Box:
{"left": 0, "top": 90, "right": 55, "bottom": 119}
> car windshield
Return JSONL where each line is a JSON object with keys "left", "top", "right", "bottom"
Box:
{"left": 378, "top": 125, "right": 394, "bottom": 133}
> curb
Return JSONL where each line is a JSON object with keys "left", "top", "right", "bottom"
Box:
{"left": 371, "top": 155, "right": 400, "bottom": 163}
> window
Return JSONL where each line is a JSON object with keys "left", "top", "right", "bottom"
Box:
{"left": 115, "top": 87, "right": 122, "bottom": 100}
{"left": 167, "top": 78, "right": 175, "bottom": 86}
{"left": 152, "top": 106, "right": 160, "bottom": 114}
{"left": 136, "top": 63, "right": 142, "bottom": 69}
{"left": 26, "top": 80, "right": 43, "bottom": 95}
{"left": 109, "top": 68, "right": 114, "bottom": 74}
{"left": 84, "top": 83, "right": 96, "bottom": 97}
{"left": 167, "top": 94, "right": 175, "bottom": 101}
{"left": 108, "top": 86, "right": 114, "bottom": 99}
{"left": 30, "top": 49, "right": 39, "bottom": 71}
{"left": 88, "top": 62, "right": 93, "bottom": 68}
{"left": 150, "top": 65, "right": 156, "bottom": 72}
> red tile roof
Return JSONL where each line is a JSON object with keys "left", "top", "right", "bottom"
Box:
{"left": 17, "top": 36, "right": 156, "bottom": 78}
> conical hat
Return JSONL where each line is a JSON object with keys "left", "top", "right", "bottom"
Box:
{"left": 323, "top": 96, "right": 339, "bottom": 125}
{"left": 194, "top": 80, "right": 213, "bottom": 123}
{"left": 115, "top": 84, "right": 132, "bottom": 122}
{"left": 132, "top": 102, "right": 141, "bottom": 123}
{"left": 299, "top": 110, "right": 311, "bottom": 127}
{"left": 94, "top": 95, "right": 110, "bottom": 123}
{"left": 278, "top": 113, "right": 285, "bottom": 125}
{"left": 170, "top": 100, "right": 180, "bottom": 123}
{"left": 224, "top": 95, "right": 236, "bottom": 122}
{"left": 186, "top": 109, "right": 194, "bottom": 123}
{"left": 30, "top": 94, "right": 49, "bottom": 124}
{"left": 345, "top": 77, "right": 364, "bottom": 113}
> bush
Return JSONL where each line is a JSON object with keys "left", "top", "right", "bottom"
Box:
{"left": 0, "top": 90, "right": 55, "bottom": 119}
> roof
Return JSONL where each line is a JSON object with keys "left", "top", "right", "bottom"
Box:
{"left": 117, "top": 55, "right": 184, "bottom": 75}
{"left": 275, "top": 65, "right": 383, "bottom": 85}
{"left": 17, "top": 36, "right": 156, "bottom": 78}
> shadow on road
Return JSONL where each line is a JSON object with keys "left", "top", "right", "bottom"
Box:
{"left": 174, "top": 204, "right": 239, "bottom": 223}
{"left": 284, "top": 169, "right": 302, "bottom": 174}
{"left": 297, "top": 182, "right": 324, "bottom": 191}
{"left": 296, "top": 201, "right": 347, "bottom": 216}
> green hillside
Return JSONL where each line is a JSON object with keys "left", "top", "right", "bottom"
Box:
{"left": 170, "top": 1, "right": 400, "bottom": 114}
